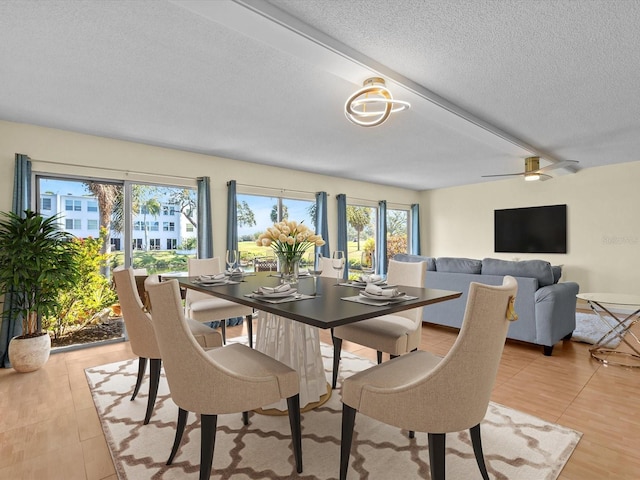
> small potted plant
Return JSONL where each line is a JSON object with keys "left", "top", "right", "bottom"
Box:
{"left": 0, "top": 210, "right": 79, "bottom": 372}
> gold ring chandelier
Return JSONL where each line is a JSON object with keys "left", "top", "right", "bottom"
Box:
{"left": 344, "top": 77, "right": 411, "bottom": 127}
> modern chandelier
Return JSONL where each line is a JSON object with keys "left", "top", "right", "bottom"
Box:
{"left": 344, "top": 77, "right": 411, "bottom": 127}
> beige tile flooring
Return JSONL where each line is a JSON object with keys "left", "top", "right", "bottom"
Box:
{"left": 1, "top": 318, "right": 639, "bottom": 479}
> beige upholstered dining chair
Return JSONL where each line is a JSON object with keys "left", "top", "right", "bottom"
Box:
{"left": 186, "top": 257, "right": 255, "bottom": 347}
{"left": 331, "top": 259, "right": 427, "bottom": 388}
{"left": 112, "top": 268, "right": 222, "bottom": 425}
{"left": 146, "top": 279, "right": 303, "bottom": 479}
{"left": 339, "top": 276, "right": 519, "bottom": 480}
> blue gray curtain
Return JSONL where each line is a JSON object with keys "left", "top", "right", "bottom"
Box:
{"left": 197, "top": 176, "right": 213, "bottom": 259}
{"left": 336, "top": 194, "right": 348, "bottom": 280}
{"left": 226, "top": 180, "right": 238, "bottom": 254}
{"left": 1, "top": 154, "right": 32, "bottom": 368}
{"left": 224, "top": 180, "right": 242, "bottom": 326}
{"left": 315, "top": 191, "right": 330, "bottom": 258}
{"left": 377, "top": 200, "right": 388, "bottom": 276}
{"left": 410, "top": 203, "right": 421, "bottom": 255}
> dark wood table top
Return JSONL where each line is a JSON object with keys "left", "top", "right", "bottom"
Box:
{"left": 175, "top": 272, "right": 461, "bottom": 330}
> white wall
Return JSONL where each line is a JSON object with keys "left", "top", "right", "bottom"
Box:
{"left": 0, "top": 121, "right": 420, "bottom": 254}
{"left": 422, "top": 161, "right": 640, "bottom": 296}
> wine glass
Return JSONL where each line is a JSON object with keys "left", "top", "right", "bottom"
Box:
{"left": 331, "top": 250, "right": 345, "bottom": 285}
{"left": 225, "top": 249, "right": 237, "bottom": 272}
{"left": 361, "top": 250, "right": 375, "bottom": 275}
{"left": 305, "top": 251, "right": 323, "bottom": 295}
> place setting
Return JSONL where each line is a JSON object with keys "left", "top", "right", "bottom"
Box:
{"left": 193, "top": 273, "right": 239, "bottom": 286}
{"left": 342, "top": 282, "right": 417, "bottom": 306}
{"left": 245, "top": 283, "right": 315, "bottom": 304}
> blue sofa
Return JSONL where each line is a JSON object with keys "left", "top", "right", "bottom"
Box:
{"left": 394, "top": 254, "right": 579, "bottom": 355}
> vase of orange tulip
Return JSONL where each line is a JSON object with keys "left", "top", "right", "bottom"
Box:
{"left": 256, "top": 220, "right": 325, "bottom": 284}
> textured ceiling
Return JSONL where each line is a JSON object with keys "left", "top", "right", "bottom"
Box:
{"left": 1, "top": 0, "right": 639, "bottom": 190}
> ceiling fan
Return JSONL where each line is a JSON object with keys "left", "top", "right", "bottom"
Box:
{"left": 482, "top": 156, "right": 579, "bottom": 181}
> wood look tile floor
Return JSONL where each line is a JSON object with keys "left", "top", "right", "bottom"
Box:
{"left": 1, "top": 317, "right": 639, "bottom": 479}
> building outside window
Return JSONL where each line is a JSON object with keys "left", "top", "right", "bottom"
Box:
{"left": 65, "top": 218, "right": 82, "bottom": 230}
{"left": 41, "top": 197, "right": 52, "bottom": 211}
{"left": 163, "top": 222, "right": 175, "bottom": 232}
{"left": 166, "top": 238, "right": 177, "bottom": 250}
{"left": 87, "top": 200, "right": 98, "bottom": 212}
{"left": 87, "top": 219, "right": 99, "bottom": 230}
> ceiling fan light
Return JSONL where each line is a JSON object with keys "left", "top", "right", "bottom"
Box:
{"left": 525, "top": 173, "right": 540, "bottom": 182}
{"left": 345, "top": 77, "right": 410, "bottom": 127}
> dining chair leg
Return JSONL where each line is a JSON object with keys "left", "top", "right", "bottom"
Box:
{"left": 286, "top": 395, "right": 303, "bottom": 473}
{"left": 167, "top": 408, "right": 189, "bottom": 465}
{"left": 245, "top": 314, "right": 253, "bottom": 348}
{"left": 221, "top": 320, "right": 227, "bottom": 345}
{"left": 340, "top": 404, "right": 357, "bottom": 480}
{"left": 242, "top": 411, "right": 249, "bottom": 426}
{"left": 199, "top": 414, "right": 218, "bottom": 480}
{"left": 144, "top": 358, "right": 161, "bottom": 425}
{"left": 131, "top": 357, "right": 147, "bottom": 401}
{"left": 428, "top": 432, "right": 446, "bottom": 480}
{"left": 409, "top": 430, "right": 415, "bottom": 438}
{"left": 470, "top": 424, "right": 489, "bottom": 480}
{"left": 377, "top": 351, "right": 383, "bottom": 364}
{"left": 332, "top": 336, "right": 343, "bottom": 389}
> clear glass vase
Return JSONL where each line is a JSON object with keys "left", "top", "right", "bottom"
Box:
{"left": 277, "top": 252, "right": 302, "bottom": 285}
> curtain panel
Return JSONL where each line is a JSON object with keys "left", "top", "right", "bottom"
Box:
{"left": 410, "top": 203, "right": 421, "bottom": 255}
{"left": 0, "top": 154, "right": 32, "bottom": 367}
{"left": 377, "top": 200, "right": 388, "bottom": 276}
{"left": 315, "top": 191, "right": 330, "bottom": 258}
{"left": 336, "top": 194, "right": 348, "bottom": 280}
{"left": 225, "top": 180, "right": 242, "bottom": 327}
{"left": 196, "top": 176, "right": 213, "bottom": 259}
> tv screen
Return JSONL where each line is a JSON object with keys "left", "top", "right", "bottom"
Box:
{"left": 494, "top": 204, "right": 567, "bottom": 254}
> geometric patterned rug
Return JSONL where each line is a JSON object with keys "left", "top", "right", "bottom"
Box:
{"left": 85, "top": 342, "right": 581, "bottom": 480}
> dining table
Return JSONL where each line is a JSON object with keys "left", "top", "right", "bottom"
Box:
{"left": 177, "top": 272, "right": 462, "bottom": 411}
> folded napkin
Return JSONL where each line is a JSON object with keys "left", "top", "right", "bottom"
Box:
{"left": 199, "top": 273, "right": 226, "bottom": 281}
{"left": 364, "top": 283, "right": 401, "bottom": 297}
{"left": 360, "top": 274, "right": 383, "bottom": 283}
{"left": 260, "top": 284, "right": 292, "bottom": 294}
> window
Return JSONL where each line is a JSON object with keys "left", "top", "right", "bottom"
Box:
{"left": 166, "top": 238, "right": 177, "bottom": 250}
{"left": 150, "top": 221, "right": 159, "bottom": 232}
{"left": 87, "top": 219, "right": 98, "bottom": 230}
{"left": 133, "top": 239, "right": 143, "bottom": 250}
{"left": 87, "top": 200, "right": 98, "bottom": 212}
{"left": 111, "top": 238, "right": 121, "bottom": 251}
{"left": 65, "top": 199, "right": 82, "bottom": 211}
{"left": 134, "top": 221, "right": 143, "bottom": 231}
{"left": 163, "top": 222, "right": 175, "bottom": 232}
{"left": 162, "top": 205, "right": 177, "bottom": 216}
{"left": 186, "top": 223, "right": 194, "bottom": 232}
{"left": 387, "top": 208, "right": 409, "bottom": 258}
{"left": 150, "top": 238, "right": 161, "bottom": 250}
{"left": 41, "top": 197, "right": 52, "bottom": 211}
{"left": 235, "top": 193, "right": 315, "bottom": 268}
{"left": 65, "top": 218, "right": 82, "bottom": 230}
{"left": 345, "top": 204, "right": 377, "bottom": 276}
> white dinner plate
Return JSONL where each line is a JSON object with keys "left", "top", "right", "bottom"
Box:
{"left": 198, "top": 279, "right": 228, "bottom": 286}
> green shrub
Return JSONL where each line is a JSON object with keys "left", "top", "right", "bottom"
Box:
{"left": 43, "top": 231, "right": 117, "bottom": 339}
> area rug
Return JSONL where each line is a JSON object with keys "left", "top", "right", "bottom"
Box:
{"left": 572, "top": 312, "right": 632, "bottom": 348}
{"left": 86, "top": 344, "right": 581, "bottom": 480}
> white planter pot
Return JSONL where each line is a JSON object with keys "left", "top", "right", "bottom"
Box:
{"left": 8, "top": 333, "right": 51, "bottom": 373}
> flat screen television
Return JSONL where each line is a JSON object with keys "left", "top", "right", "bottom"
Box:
{"left": 494, "top": 204, "right": 567, "bottom": 254}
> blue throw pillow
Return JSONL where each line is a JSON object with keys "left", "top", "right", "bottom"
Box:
{"left": 393, "top": 253, "right": 436, "bottom": 271}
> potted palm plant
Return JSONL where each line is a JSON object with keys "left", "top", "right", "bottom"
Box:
{"left": 0, "top": 210, "right": 79, "bottom": 372}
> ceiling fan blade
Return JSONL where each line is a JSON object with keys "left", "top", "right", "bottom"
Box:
{"left": 536, "top": 160, "right": 579, "bottom": 174}
{"left": 481, "top": 172, "right": 524, "bottom": 178}
{"left": 539, "top": 173, "right": 553, "bottom": 181}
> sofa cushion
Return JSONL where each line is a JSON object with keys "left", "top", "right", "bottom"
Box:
{"left": 393, "top": 253, "right": 436, "bottom": 271}
{"left": 435, "top": 257, "right": 482, "bottom": 274}
{"left": 481, "top": 258, "right": 554, "bottom": 287}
